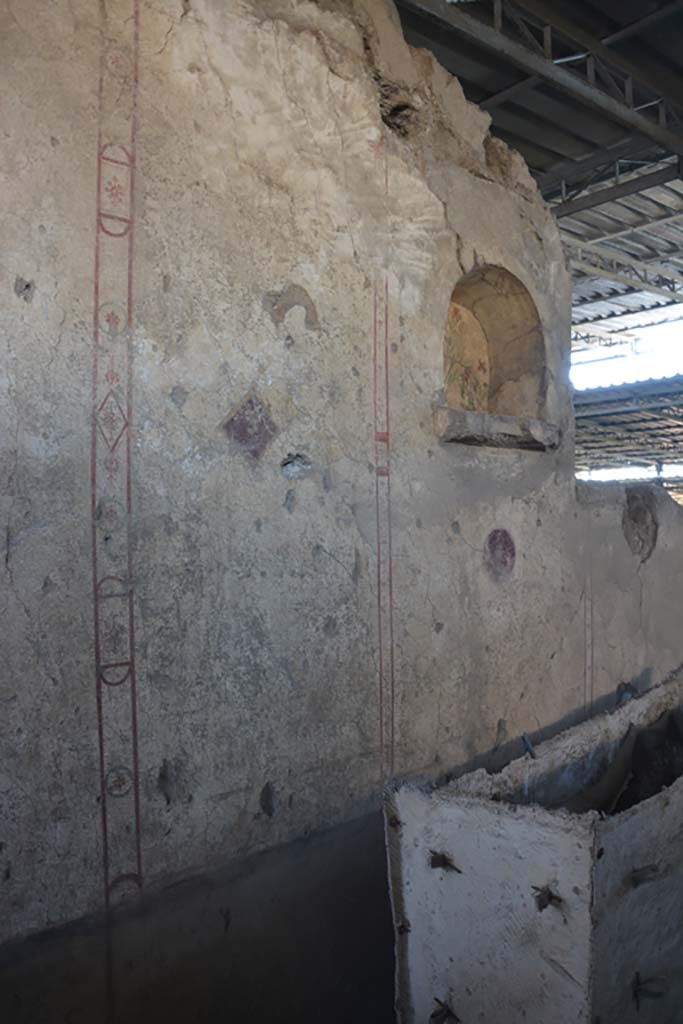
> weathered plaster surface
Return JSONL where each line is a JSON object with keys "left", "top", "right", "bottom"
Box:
{"left": 2, "top": 0, "right": 683, "bottom": 970}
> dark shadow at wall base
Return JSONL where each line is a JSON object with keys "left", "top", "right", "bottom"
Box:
{"left": 0, "top": 813, "right": 395, "bottom": 1024}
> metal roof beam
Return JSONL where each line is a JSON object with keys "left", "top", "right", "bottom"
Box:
{"left": 492, "top": 106, "right": 595, "bottom": 160}
{"left": 568, "top": 241, "right": 683, "bottom": 290}
{"left": 552, "top": 161, "right": 682, "bottom": 217}
{"left": 572, "top": 299, "right": 682, "bottom": 326}
{"left": 571, "top": 288, "right": 641, "bottom": 311}
{"left": 576, "top": 398, "right": 683, "bottom": 418}
{"left": 587, "top": 313, "right": 683, "bottom": 334}
{"left": 571, "top": 259, "right": 681, "bottom": 300}
{"left": 584, "top": 239, "right": 683, "bottom": 275}
{"left": 602, "top": 1, "right": 683, "bottom": 46}
{"left": 535, "top": 138, "right": 658, "bottom": 195}
{"left": 511, "top": 0, "right": 683, "bottom": 110}
{"left": 480, "top": 74, "right": 541, "bottom": 110}
{"left": 397, "top": 1, "right": 683, "bottom": 156}
{"left": 480, "top": 3, "right": 683, "bottom": 119}
{"left": 571, "top": 326, "right": 637, "bottom": 347}
{"left": 583, "top": 205, "right": 683, "bottom": 244}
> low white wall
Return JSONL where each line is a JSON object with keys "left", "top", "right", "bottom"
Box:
{"left": 386, "top": 676, "right": 683, "bottom": 1024}
{"left": 386, "top": 788, "right": 593, "bottom": 1023}
{"left": 593, "top": 778, "right": 683, "bottom": 1023}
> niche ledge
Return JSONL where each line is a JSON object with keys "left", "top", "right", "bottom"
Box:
{"left": 434, "top": 404, "right": 560, "bottom": 452}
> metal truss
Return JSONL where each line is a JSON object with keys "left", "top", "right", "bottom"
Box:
{"left": 567, "top": 242, "right": 683, "bottom": 301}
{"left": 552, "top": 160, "right": 682, "bottom": 218}
{"left": 398, "top": 0, "right": 683, "bottom": 157}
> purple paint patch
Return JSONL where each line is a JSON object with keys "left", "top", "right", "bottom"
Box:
{"left": 484, "top": 528, "right": 516, "bottom": 580}
{"left": 224, "top": 393, "right": 278, "bottom": 459}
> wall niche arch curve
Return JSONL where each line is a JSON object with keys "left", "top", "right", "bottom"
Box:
{"left": 444, "top": 264, "right": 546, "bottom": 420}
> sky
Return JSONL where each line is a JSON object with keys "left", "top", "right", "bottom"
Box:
{"left": 571, "top": 316, "right": 683, "bottom": 392}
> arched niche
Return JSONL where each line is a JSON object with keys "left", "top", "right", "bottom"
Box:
{"left": 438, "top": 265, "right": 558, "bottom": 450}
{"left": 444, "top": 265, "right": 546, "bottom": 419}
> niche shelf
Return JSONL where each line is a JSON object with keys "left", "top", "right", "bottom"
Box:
{"left": 439, "top": 263, "right": 559, "bottom": 452}
{"left": 434, "top": 403, "right": 560, "bottom": 452}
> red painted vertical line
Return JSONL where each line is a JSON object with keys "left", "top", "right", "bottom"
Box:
{"left": 372, "top": 268, "right": 396, "bottom": 781}
{"left": 126, "top": 0, "right": 143, "bottom": 885}
{"left": 91, "top": 36, "right": 110, "bottom": 906}
{"left": 382, "top": 144, "right": 396, "bottom": 777}
{"left": 582, "top": 584, "right": 587, "bottom": 715}
{"left": 383, "top": 271, "right": 396, "bottom": 776}
{"left": 589, "top": 569, "right": 595, "bottom": 711}
{"left": 583, "top": 566, "right": 595, "bottom": 716}
{"left": 373, "top": 280, "right": 385, "bottom": 781}
{"left": 88, "top": 8, "right": 142, "bottom": 1019}
{"left": 91, "top": 0, "right": 142, "bottom": 917}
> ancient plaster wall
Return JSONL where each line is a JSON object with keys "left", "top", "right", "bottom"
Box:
{"left": 2, "top": 0, "right": 683, "bottom": 960}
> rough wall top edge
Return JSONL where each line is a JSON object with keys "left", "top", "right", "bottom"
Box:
{"left": 387, "top": 665, "right": 683, "bottom": 809}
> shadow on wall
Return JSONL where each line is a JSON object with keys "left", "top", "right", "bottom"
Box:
{"left": 3, "top": 671, "right": 679, "bottom": 1023}
{"left": 0, "top": 815, "right": 395, "bottom": 1024}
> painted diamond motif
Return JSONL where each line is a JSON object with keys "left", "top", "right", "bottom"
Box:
{"left": 97, "top": 391, "right": 128, "bottom": 451}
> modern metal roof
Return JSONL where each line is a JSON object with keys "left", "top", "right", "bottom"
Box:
{"left": 396, "top": 0, "right": 683, "bottom": 347}
{"left": 575, "top": 373, "right": 683, "bottom": 470}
